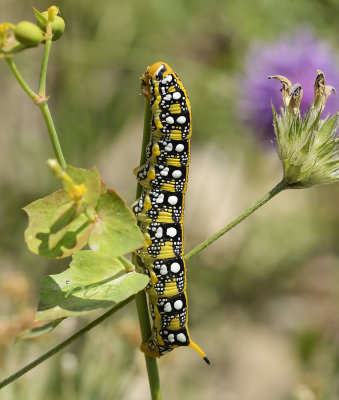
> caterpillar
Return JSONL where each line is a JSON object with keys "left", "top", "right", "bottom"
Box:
{"left": 133, "top": 62, "right": 209, "bottom": 364}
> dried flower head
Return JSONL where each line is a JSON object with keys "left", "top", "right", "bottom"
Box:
{"left": 270, "top": 70, "right": 339, "bottom": 188}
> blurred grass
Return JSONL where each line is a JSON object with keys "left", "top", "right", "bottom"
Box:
{"left": 1, "top": 0, "right": 339, "bottom": 399}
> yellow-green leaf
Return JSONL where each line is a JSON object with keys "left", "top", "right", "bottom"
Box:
{"left": 89, "top": 189, "right": 145, "bottom": 257}
{"left": 23, "top": 190, "right": 91, "bottom": 259}
{"left": 35, "top": 250, "right": 148, "bottom": 321}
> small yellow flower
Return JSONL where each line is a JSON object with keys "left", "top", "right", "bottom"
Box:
{"left": 47, "top": 159, "right": 87, "bottom": 203}
{"left": 48, "top": 6, "right": 60, "bottom": 22}
{"left": 68, "top": 184, "right": 87, "bottom": 203}
{"left": 0, "top": 22, "right": 15, "bottom": 49}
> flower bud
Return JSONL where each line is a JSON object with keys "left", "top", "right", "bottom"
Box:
{"left": 37, "top": 11, "right": 65, "bottom": 41}
{"left": 14, "top": 21, "right": 43, "bottom": 46}
{"left": 47, "top": 159, "right": 63, "bottom": 178}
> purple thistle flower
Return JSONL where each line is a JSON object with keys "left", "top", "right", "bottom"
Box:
{"left": 240, "top": 28, "right": 339, "bottom": 143}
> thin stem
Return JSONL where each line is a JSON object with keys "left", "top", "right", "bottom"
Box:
{"left": 133, "top": 98, "right": 162, "bottom": 400}
{"left": 5, "top": 57, "right": 37, "bottom": 101}
{"left": 185, "top": 180, "right": 288, "bottom": 261}
{"left": 39, "top": 37, "right": 52, "bottom": 95}
{"left": 0, "top": 297, "right": 133, "bottom": 390}
{"left": 5, "top": 53, "right": 66, "bottom": 168}
{"left": 118, "top": 256, "right": 135, "bottom": 272}
{"left": 39, "top": 102, "right": 66, "bottom": 169}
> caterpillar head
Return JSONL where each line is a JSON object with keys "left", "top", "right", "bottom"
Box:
{"left": 141, "top": 62, "right": 173, "bottom": 99}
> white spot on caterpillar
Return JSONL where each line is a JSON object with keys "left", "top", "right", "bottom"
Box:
{"left": 172, "top": 170, "right": 182, "bottom": 179}
{"left": 166, "top": 227, "right": 177, "bottom": 237}
{"left": 168, "top": 195, "right": 178, "bottom": 205}
{"left": 164, "top": 302, "right": 172, "bottom": 312}
{"left": 164, "top": 143, "right": 173, "bottom": 152}
{"left": 170, "top": 262, "right": 180, "bottom": 273}
{"left": 155, "top": 227, "right": 163, "bottom": 238}
{"left": 176, "top": 116, "right": 186, "bottom": 124}
{"left": 168, "top": 333, "right": 175, "bottom": 343}
{"left": 160, "top": 167, "right": 169, "bottom": 177}
{"left": 156, "top": 193, "right": 164, "bottom": 203}
{"left": 166, "top": 116, "right": 174, "bottom": 124}
{"left": 177, "top": 333, "right": 186, "bottom": 342}
{"left": 162, "top": 75, "right": 172, "bottom": 83}
{"left": 175, "top": 144, "right": 184, "bottom": 152}
{"left": 164, "top": 94, "right": 172, "bottom": 101}
{"left": 160, "top": 264, "right": 168, "bottom": 275}
{"left": 174, "top": 300, "right": 183, "bottom": 310}
{"left": 173, "top": 92, "right": 181, "bottom": 100}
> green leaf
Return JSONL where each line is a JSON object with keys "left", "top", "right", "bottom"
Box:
{"left": 35, "top": 250, "right": 149, "bottom": 321}
{"left": 89, "top": 189, "right": 145, "bottom": 257}
{"left": 33, "top": 7, "right": 48, "bottom": 26}
{"left": 63, "top": 166, "right": 103, "bottom": 211}
{"left": 16, "top": 319, "right": 64, "bottom": 340}
{"left": 24, "top": 190, "right": 91, "bottom": 259}
{"left": 23, "top": 166, "right": 104, "bottom": 259}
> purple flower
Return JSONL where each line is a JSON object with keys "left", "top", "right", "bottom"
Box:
{"left": 240, "top": 28, "right": 339, "bottom": 143}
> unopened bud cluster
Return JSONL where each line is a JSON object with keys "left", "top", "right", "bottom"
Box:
{"left": 269, "top": 70, "right": 339, "bottom": 188}
{"left": 0, "top": 5, "right": 64, "bottom": 53}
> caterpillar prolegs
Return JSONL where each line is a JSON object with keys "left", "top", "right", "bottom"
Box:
{"left": 133, "top": 62, "right": 209, "bottom": 364}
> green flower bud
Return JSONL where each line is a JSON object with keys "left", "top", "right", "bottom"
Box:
{"left": 14, "top": 21, "right": 43, "bottom": 46}
{"left": 269, "top": 71, "right": 339, "bottom": 188}
{"left": 37, "top": 11, "right": 65, "bottom": 41}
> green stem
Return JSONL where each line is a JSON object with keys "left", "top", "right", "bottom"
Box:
{"left": 118, "top": 256, "right": 136, "bottom": 272}
{"left": 5, "top": 54, "right": 66, "bottom": 169}
{"left": 0, "top": 297, "right": 133, "bottom": 390}
{"left": 185, "top": 180, "right": 288, "bottom": 261}
{"left": 133, "top": 98, "right": 162, "bottom": 400}
{"left": 38, "top": 102, "right": 66, "bottom": 169}
{"left": 5, "top": 57, "right": 37, "bottom": 101}
{"left": 39, "top": 37, "right": 52, "bottom": 95}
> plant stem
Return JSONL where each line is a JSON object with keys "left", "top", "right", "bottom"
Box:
{"left": 39, "top": 38, "right": 52, "bottom": 95}
{"left": 185, "top": 180, "right": 288, "bottom": 261}
{"left": 38, "top": 102, "right": 66, "bottom": 169}
{"left": 38, "top": 36, "right": 66, "bottom": 168}
{"left": 0, "top": 297, "right": 133, "bottom": 390}
{"left": 133, "top": 98, "right": 162, "bottom": 400}
{"left": 5, "top": 57, "right": 37, "bottom": 101}
{"left": 5, "top": 54, "right": 66, "bottom": 169}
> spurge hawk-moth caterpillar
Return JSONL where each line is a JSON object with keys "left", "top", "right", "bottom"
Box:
{"left": 133, "top": 62, "right": 209, "bottom": 364}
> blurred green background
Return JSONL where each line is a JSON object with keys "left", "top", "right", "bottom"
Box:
{"left": 1, "top": 0, "right": 339, "bottom": 399}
